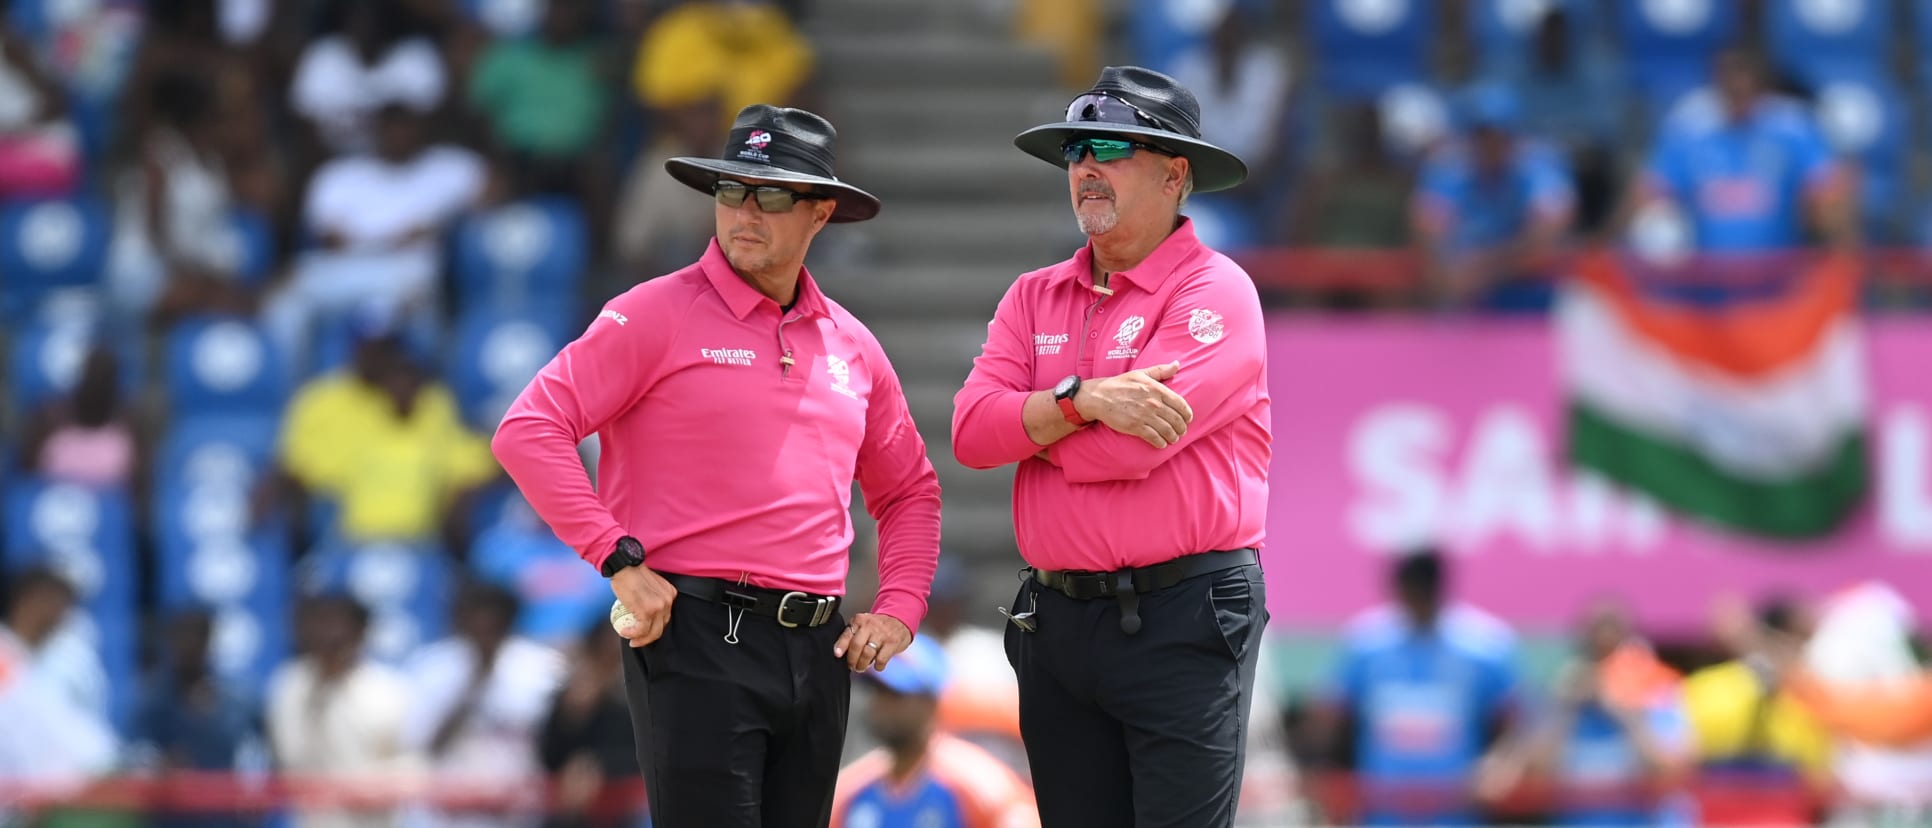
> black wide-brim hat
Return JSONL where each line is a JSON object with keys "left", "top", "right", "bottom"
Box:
{"left": 666, "top": 104, "right": 881, "bottom": 223}
{"left": 1014, "top": 65, "right": 1248, "bottom": 193}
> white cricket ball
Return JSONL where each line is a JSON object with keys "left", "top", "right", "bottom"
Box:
{"left": 610, "top": 599, "right": 636, "bottom": 634}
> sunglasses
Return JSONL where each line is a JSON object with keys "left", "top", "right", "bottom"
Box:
{"left": 1065, "top": 92, "right": 1175, "bottom": 132}
{"left": 713, "top": 180, "right": 829, "bottom": 212}
{"left": 1061, "top": 137, "right": 1175, "bottom": 164}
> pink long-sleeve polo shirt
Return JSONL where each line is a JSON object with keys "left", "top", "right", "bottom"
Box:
{"left": 492, "top": 240, "right": 943, "bottom": 632}
{"left": 952, "top": 218, "right": 1270, "bottom": 572}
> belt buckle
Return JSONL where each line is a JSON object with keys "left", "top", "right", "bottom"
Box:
{"left": 776, "top": 591, "right": 808, "bottom": 628}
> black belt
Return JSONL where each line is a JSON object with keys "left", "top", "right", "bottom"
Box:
{"left": 1030, "top": 548, "right": 1257, "bottom": 634}
{"left": 661, "top": 573, "right": 842, "bottom": 629}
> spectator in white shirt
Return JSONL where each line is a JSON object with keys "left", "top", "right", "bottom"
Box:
{"left": 0, "top": 611, "right": 118, "bottom": 817}
{"left": 0, "top": 566, "right": 115, "bottom": 827}
{"left": 1167, "top": 4, "right": 1289, "bottom": 184}
{"left": 268, "top": 593, "right": 419, "bottom": 828}
{"left": 105, "top": 69, "right": 251, "bottom": 329}
{"left": 1, "top": 566, "right": 110, "bottom": 721}
{"left": 290, "top": 0, "right": 446, "bottom": 156}
{"left": 403, "top": 580, "right": 565, "bottom": 828}
{"left": 1167, "top": 3, "right": 1291, "bottom": 247}
{"left": 262, "top": 101, "right": 486, "bottom": 373}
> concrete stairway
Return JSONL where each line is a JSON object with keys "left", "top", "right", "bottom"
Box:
{"left": 800, "top": 0, "right": 1087, "bottom": 602}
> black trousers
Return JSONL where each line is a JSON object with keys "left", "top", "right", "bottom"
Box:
{"left": 621, "top": 592, "right": 851, "bottom": 828}
{"left": 1006, "top": 562, "right": 1268, "bottom": 828}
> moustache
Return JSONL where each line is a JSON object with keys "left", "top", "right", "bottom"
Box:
{"left": 1078, "top": 181, "right": 1115, "bottom": 199}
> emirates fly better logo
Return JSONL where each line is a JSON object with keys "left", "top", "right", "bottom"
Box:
{"left": 701, "top": 347, "right": 756, "bottom": 366}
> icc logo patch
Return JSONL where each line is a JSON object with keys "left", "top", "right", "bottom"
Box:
{"left": 1188, "top": 309, "right": 1225, "bottom": 344}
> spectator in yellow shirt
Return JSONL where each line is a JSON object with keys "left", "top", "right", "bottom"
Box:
{"left": 259, "top": 305, "right": 498, "bottom": 552}
{"left": 631, "top": 0, "right": 815, "bottom": 129}
{"left": 1683, "top": 596, "right": 1835, "bottom": 826}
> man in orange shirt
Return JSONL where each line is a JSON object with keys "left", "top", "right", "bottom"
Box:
{"left": 831, "top": 637, "right": 1039, "bottom": 828}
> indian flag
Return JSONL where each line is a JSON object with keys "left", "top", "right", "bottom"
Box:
{"left": 1557, "top": 253, "right": 1869, "bottom": 538}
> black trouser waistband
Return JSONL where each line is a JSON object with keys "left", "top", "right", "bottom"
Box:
{"left": 1031, "top": 548, "right": 1259, "bottom": 600}
{"left": 660, "top": 573, "right": 842, "bottom": 629}
{"left": 1030, "top": 549, "right": 1258, "bottom": 635}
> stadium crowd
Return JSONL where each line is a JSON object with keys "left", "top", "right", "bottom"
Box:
{"left": 0, "top": 0, "right": 1927, "bottom": 826}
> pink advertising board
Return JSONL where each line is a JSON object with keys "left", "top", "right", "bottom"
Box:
{"left": 1263, "top": 317, "right": 1932, "bottom": 637}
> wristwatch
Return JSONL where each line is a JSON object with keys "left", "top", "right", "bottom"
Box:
{"left": 1053, "top": 375, "right": 1090, "bottom": 426}
{"left": 601, "top": 536, "right": 646, "bottom": 578}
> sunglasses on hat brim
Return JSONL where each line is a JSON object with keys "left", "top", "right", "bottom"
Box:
{"left": 713, "top": 180, "right": 831, "bottom": 212}
{"left": 1064, "top": 92, "right": 1175, "bottom": 133}
{"left": 1060, "top": 136, "right": 1176, "bottom": 164}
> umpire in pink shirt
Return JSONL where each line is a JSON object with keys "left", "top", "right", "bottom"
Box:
{"left": 952, "top": 66, "right": 1272, "bottom": 827}
{"left": 493, "top": 105, "right": 943, "bottom": 828}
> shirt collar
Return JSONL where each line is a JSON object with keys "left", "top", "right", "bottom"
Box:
{"left": 698, "top": 238, "right": 830, "bottom": 321}
{"left": 1056, "top": 217, "right": 1204, "bottom": 293}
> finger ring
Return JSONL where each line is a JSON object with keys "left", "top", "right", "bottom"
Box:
{"left": 866, "top": 642, "right": 880, "bottom": 649}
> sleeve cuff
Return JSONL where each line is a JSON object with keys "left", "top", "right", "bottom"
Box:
{"left": 870, "top": 590, "right": 927, "bottom": 638}
{"left": 993, "top": 390, "right": 1046, "bottom": 455}
{"left": 578, "top": 526, "right": 627, "bottom": 572}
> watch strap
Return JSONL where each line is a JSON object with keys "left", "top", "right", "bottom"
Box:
{"left": 1055, "top": 376, "right": 1089, "bottom": 426}
{"left": 1057, "top": 393, "right": 1087, "bottom": 425}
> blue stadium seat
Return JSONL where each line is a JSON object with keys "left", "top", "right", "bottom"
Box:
{"left": 1917, "top": 1, "right": 1932, "bottom": 89}
{"left": 4, "top": 0, "right": 136, "bottom": 47}
{"left": 3, "top": 0, "right": 54, "bottom": 37}
{"left": 154, "top": 512, "right": 293, "bottom": 699}
{"left": 0, "top": 196, "right": 112, "bottom": 321}
{"left": 1306, "top": 0, "right": 1434, "bottom": 99}
{"left": 1767, "top": 0, "right": 1886, "bottom": 86}
{"left": 1615, "top": 0, "right": 1738, "bottom": 115}
{"left": 2, "top": 478, "right": 139, "bottom": 731}
{"left": 154, "top": 415, "right": 280, "bottom": 501}
{"left": 466, "top": 479, "right": 524, "bottom": 539}
{"left": 1126, "top": 0, "right": 1225, "bottom": 73}
{"left": 1375, "top": 82, "right": 1455, "bottom": 161}
{"left": 309, "top": 306, "right": 445, "bottom": 379}
{"left": 164, "top": 316, "right": 289, "bottom": 419}
{"left": 8, "top": 314, "right": 144, "bottom": 416}
{"left": 216, "top": 208, "right": 278, "bottom": 285}
{"left": 306, "top": 498, "right": 341, "bottom": 552}
{"left": 448, "top": 303, "right": 571, "bottom": 429}
{"left": 451, "top": 197, "right": 588, "bottom": 315}
{"left": 297, "top": 541, "right": 454, "bottom": 666}
{"left": 1810, "top": 67, "right": 1908, "bottom": 239}
{"left": 1467, "top": 0, "right": 1601, "bottom": 76}
{"left": 67, "top": 88, "right": 118, "bottom": 166}
{"left": 460, "top": 0, "right": 543, "bottom": 37}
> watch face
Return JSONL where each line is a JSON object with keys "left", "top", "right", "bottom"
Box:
{"left": 605, "top": 538, "right": 644, "bottom": 577}
{"left": 1055, "top": 375, "right": 1078, "bottom": 397}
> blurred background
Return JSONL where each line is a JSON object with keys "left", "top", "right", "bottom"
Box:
{"left": 0, "top": 0, "right": 1929, "bottom": 825}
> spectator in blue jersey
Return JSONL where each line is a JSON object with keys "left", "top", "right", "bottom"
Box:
{"left": 470, "top": 491, "right": 610, "bottom": 649}
{"left": 1411, "top": 83, "right": 1577, "bottom": 313}
{"left": 133, "top": 609, "right": 265, "bottom": 828}
{"left": 1478, "top": 599, "right": 1695, "bottom": 827}
{"left": 830, "top": 636, "right": 1039, "bottom": 828}
{"left": 1315, "top": 550, "right": 1520, "bottom": 827}
{"left": 1632, "top": 47, "right": 1856, "bottom": 256}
